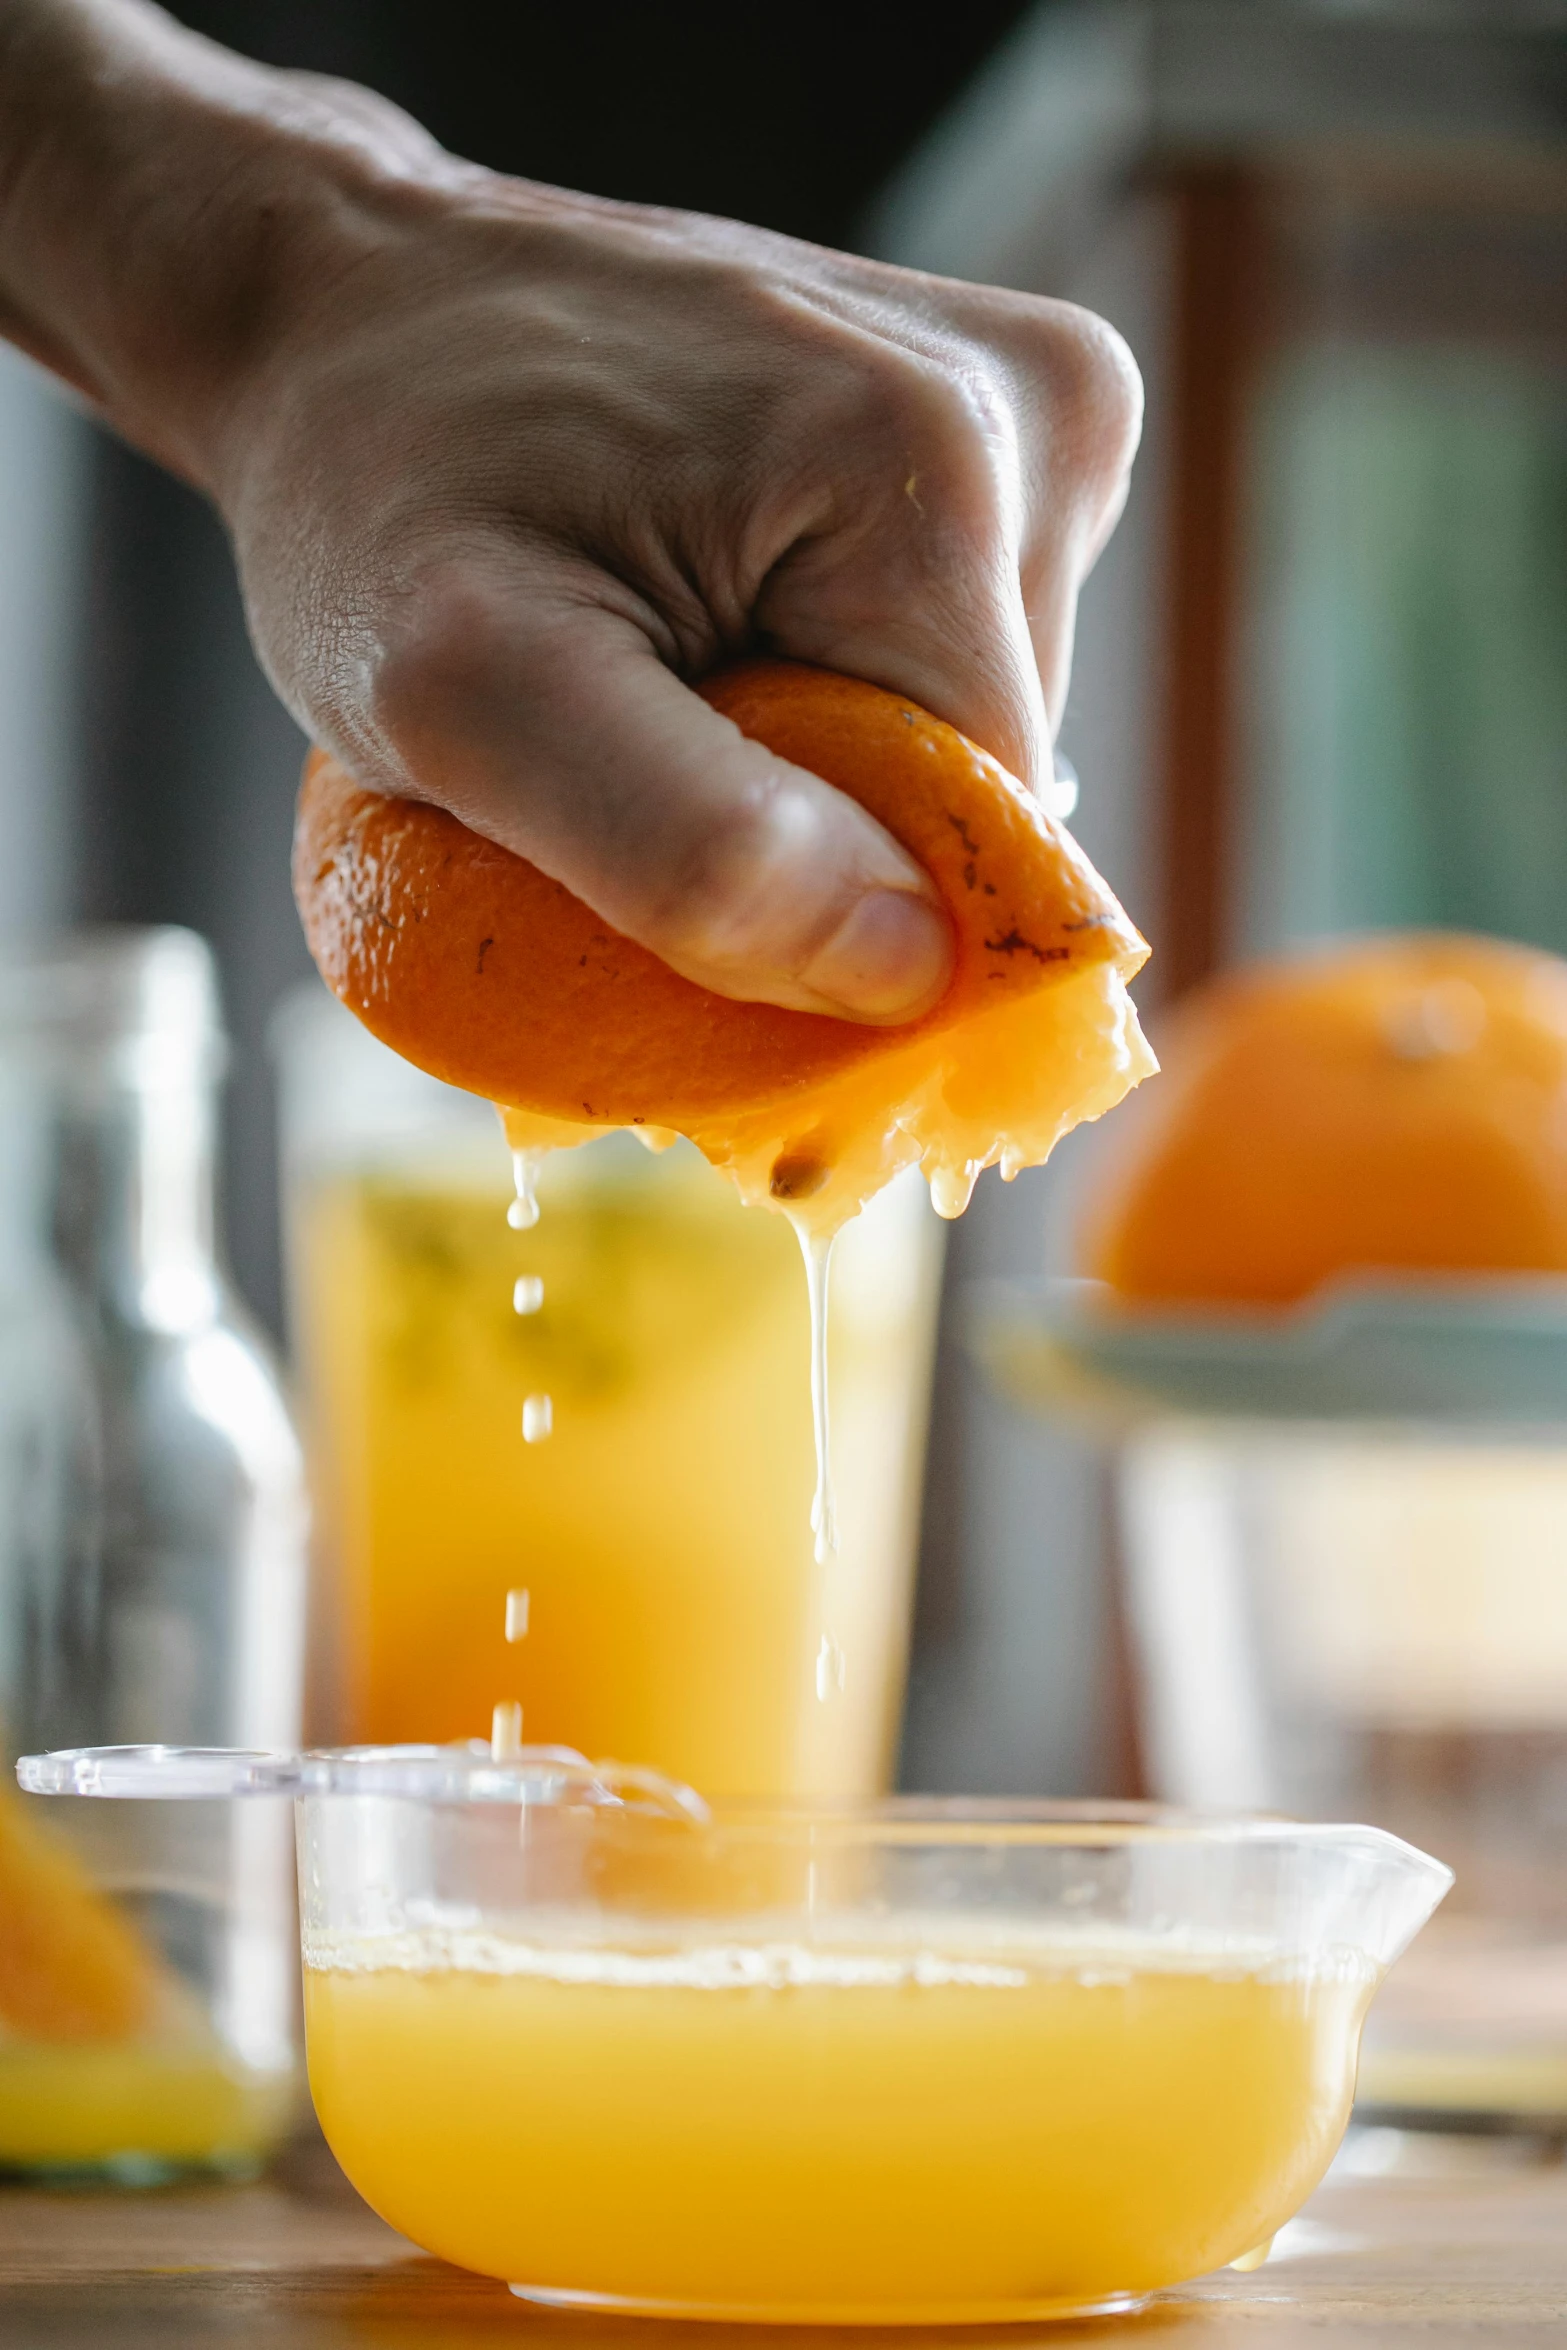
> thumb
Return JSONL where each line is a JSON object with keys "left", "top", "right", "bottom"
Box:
{"left": 369, "top": 594, "right": 955, "bottom": 1024}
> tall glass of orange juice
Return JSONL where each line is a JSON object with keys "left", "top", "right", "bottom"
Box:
{"left": 274, "top": 985, "right": 943, "bottom": 1796}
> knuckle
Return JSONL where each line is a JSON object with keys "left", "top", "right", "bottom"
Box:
{"left": 959, "top": 290, "right": 1144, "bottom": 490}
{"left": 641, "top": 785, "right": 817, "bottom": 969}
{"left": 807, "top": 340, "right": 920, "bottom": 457}
{"left": 853, "top": 350, "right": 1024, "bottom": 555}
{"left": 1037, "top": 302, "right": 1144, "bottom": 481}
{"left": 366, "top": 545, "right": 586, "bottom": 760}
{"left": 369, "top": 556, "right": 513, "bottom": 743}
{"left": 1074, "top": 312, "right": 1145, "bottom": 466}
{"left": 894, "top": 348, "right": 1012, "bottom": 467}
{"left": 649, "top": 796, "right": 777, "bottom": 947}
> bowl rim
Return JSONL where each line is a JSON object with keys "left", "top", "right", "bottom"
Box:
{"left": 16, "top": 1743, "right": 1449, "bottom": 1877}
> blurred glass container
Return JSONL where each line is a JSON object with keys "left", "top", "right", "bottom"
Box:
{"left": 1121, "top": 1417, "right": 1567, "bottom": 2126}
{"left": 0, "top": 928, "right": 306, "bottom": 2176}
{"left": 273, "top": 983, "right": 944, "bottom": 1799}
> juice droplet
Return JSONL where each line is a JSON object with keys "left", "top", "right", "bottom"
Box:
{"left": 512, "top": 1275, "right": 544, "bottom": 1315}
{"left": 522, "top": 1393, "right": 553, "bottom": 1443}
{"left": 507, "top": 1150, "right": 542, "bottom": 1230}
{"left": 791, "top": 1220, "right": 838, "bottom": 1563}
{"left": 490, "top": 1700, "right": 524, "bottom": 1760}
{"left": 504, "top": 1587, "right": 530, "bottom": 1642}
{"left": 815, "top": 1633, "right": 846, "bottom": 1703}
{"left": 927, "top": 1161, "right": 978, "bottom": 1220}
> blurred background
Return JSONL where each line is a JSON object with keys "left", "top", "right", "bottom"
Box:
{"left": 1, "top": 0, "right": 1563, "bottom": 1805}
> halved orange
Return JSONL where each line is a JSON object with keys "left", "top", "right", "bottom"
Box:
{"left": 295, "top": 660, "right": 1153, "bottom": 1225}
{"left": 1085, "top": 933, "right": 1567, "bottom": 1307}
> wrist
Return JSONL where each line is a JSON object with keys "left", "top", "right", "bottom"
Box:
{"left": 0, "top": 0, "right": 449, "bottom": 485}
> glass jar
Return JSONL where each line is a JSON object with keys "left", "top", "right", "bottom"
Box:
{"left": 0, "top": 928, "right": 307, "bottom": 2176}
{"left": 273, "top": 982, "right": 944, "bottom": 1798}
{"left": 1120, "top": 1417, "right": 1567, "bottom": 2127}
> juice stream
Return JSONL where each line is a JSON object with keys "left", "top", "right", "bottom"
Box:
{"left": 797, "top": 1222, "right": 837, "bottom": 1566}
{"left": 494, "top": 1116, "right": 852, "bottom": 1742}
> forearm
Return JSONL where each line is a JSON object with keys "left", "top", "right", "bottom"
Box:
{"left": 0, "top": 0, "right": 443, "bottom": 484}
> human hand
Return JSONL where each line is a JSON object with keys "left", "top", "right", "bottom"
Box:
{"left": 0, "top": 2, "right": 1141, "bottom": 1021}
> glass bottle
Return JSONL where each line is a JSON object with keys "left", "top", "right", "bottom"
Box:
{"left": 0, "top": 927, "right": 306, "bottom": 2177}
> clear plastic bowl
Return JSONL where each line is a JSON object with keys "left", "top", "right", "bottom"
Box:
{"left": 19, "top": 1743, "right": 1450, "bottom": 2324}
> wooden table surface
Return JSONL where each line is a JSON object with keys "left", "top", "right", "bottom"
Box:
{"left": 4, "top": 2126, "right": 1566, "bottom": 2346}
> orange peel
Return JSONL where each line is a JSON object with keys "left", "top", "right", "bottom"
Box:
{"left": 294, "top": 660, "right": 1153, "bottom": 1227}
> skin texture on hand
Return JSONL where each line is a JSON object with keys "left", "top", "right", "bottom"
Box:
{"left": 0, "top": 0, "right": 1143, "bottom": 1021}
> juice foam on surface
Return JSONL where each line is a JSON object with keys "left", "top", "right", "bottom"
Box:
{"left": 303, "top": 1919, "right": 1373, "bottom": 2320}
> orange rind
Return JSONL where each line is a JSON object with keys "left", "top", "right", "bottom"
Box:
{"left": 295, "top": 660, "right": 1153, "bottom": 1228}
